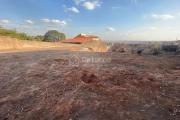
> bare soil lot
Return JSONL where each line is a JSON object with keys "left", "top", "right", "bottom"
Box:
{"left": 0, "top": 50, "right": 180, "bottom": 120}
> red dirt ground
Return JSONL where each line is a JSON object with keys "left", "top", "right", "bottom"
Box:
{"left": 0, "top": 50, "right": 180, "bottom": 120}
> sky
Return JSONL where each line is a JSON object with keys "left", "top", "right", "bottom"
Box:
{"left": 0, "top": 0, "right": 180, "bottom": 41}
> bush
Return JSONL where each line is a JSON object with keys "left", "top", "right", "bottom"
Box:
{"left": 162, "top": 45, "right": 178, "bottom": 52}
{"left": 150, "top": 45, "right": 163, "bottom": 55}
{"left": 152, "top": 48, "right": 164, "bottom": 55}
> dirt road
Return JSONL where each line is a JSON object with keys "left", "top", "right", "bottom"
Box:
{"left": 0, "top": 50, "right": 180, "bottom": 120}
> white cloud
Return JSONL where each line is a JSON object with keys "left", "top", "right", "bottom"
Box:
{"left": 52, "top": 20, "right": 67, "bottom": 26}
{"left": 46, "top": 28, "right": 58, "bottom": 31}
{"left": 63, "top": 5, "right": 68, "bottom": 12}
{"left": 149, "top": 27, "right": 157, "bottom": 30}
{"left": 178, "top": 13, "right": 180, "bottom": 15}
{"left": 41, "top": 18, "right": 51, "bottom": 23}
{"left": 82, "top": 1, "right": 101, "bottom": 10}
{"left": 1, "top": 20, "right": 9, "bottom": 24}
{"left": 64, "top": 19, "right": 72, "bottom": 22}
{"left": 24, "top": 26, "right": 30, "bottom": 29}
{"left": 151, "top": 13, "right": 158, "bottom": 18}
{"left": 41, "top": 18, "right": 67, "bottom": 26}
{"left": 112, "top": 7, "right": 120, "bottom": 9}
{"left": 74, "top": 0, "right": 86, "bottom": 5}
{"left": 151, "top": 13, "right": 174, "bottom": 19}
{"left": 131, "top": 0, "right": 138, "bottom": 3}
{"left": 34, "top": 27, "right": 40, "bottom": 30}
{"left": 159, "top": 15, "right": 174, "bottom": 19}
{"left": 107, "top": 27, "right": 115, "bottom": 31}
{"left": 166, "top": 26, "right": 171, "bottom": 29}
{"left": 67, "top": 19, "right": 72, "bottom": 21}
{"left": 69, "top": 7, "right": 79, "bottom": 13}
{"left": 73, "top": 0, "right": 102, "bottom": 10}
{"left": 25, "top": 20, "right": 33, "bottom": 24}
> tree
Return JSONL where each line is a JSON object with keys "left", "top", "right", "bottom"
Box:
{"left": 35, "top": 35, "right": 44, "bottom": 41}
{"left": 18, "top": 33, "right": 33, "bottom": 40}
{"left": 43, "top": 30, "right": 66, "bottom": 42}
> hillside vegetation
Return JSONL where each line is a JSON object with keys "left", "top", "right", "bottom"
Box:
{"left": 0, "top": 26, "right": 65, "bottom": 42}
{"left": 0, "top": 28, "right": 35, "bottom": 40}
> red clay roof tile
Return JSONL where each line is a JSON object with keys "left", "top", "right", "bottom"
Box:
{"left": 62, "top": 35, "right": 98, "bottom": 43}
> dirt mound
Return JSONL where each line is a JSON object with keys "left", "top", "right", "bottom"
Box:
{"left": 109, "top": 44, "right": 128, "bottom": 52}
{"left": 81, "top": 40, "right": 108, "bottom": 52}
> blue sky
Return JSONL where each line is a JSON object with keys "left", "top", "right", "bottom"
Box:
{"left": 0, "top": 0, "right": 180, "bottom": 41}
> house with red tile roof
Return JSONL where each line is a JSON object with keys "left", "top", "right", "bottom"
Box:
{"left": 62, "top": 33, "right": 100, "bottom": 44}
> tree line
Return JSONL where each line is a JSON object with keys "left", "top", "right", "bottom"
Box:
{"left": 0, "top": 25, "right": 66, "bottom": 42}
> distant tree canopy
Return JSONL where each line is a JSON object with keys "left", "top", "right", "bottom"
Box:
{"left": 0, "top": 27, "right": 33, "bottom": 40}
{"left": 34, "top": 35, "right": 44, "bottom": 41}
{"left": 0, "top": 28, "right": 33, "bottom": 40}
{"left": 19, "top": 33, "right": 33, "bottom": 40}
{"left": 43, "top": 30, "right": 66, "bottom": 42}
